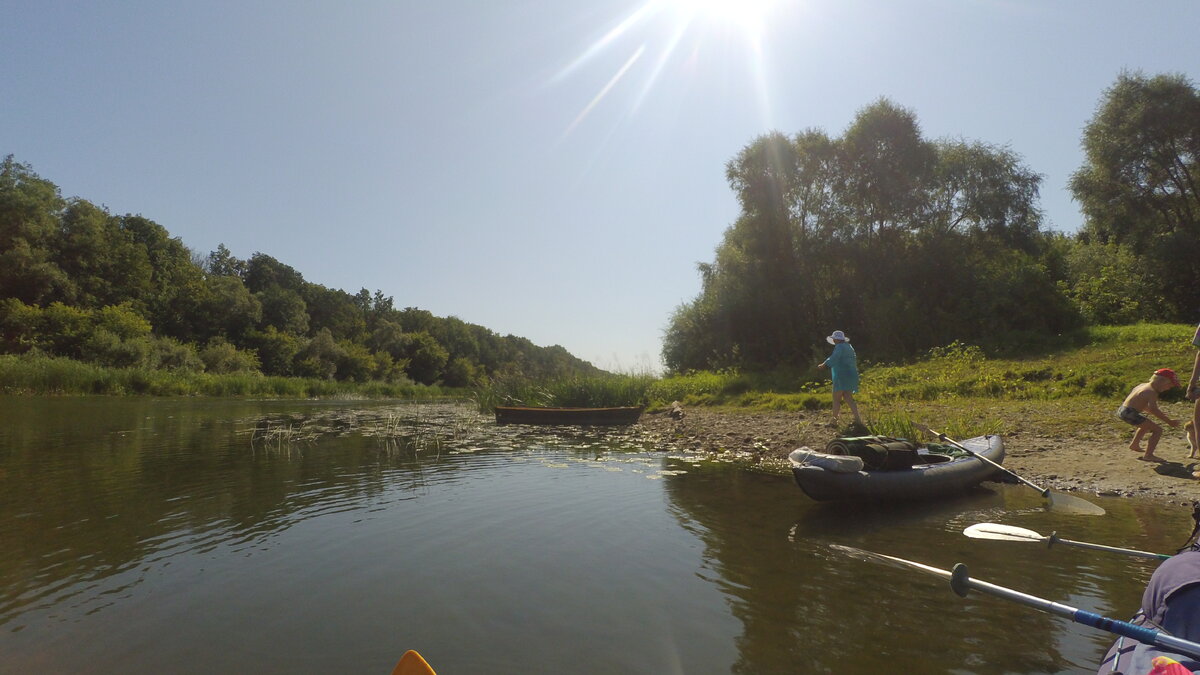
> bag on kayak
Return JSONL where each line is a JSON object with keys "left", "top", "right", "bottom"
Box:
{"left": 825, "top": 436, "right": 919, "bottom": 471}
{"left": 788, "top": 447, "right": 865, "bottom": 473}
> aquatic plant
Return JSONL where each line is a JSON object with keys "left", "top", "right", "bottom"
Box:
{"left": 473, "top": 373, "right": 655, "bottom": 411}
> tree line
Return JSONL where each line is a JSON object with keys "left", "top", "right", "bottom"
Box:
{"left": 0, "top": 161, "right": 600, "bottom": 385}
{"left": 663, "top": 71, "right": 1200, "bottom": 372}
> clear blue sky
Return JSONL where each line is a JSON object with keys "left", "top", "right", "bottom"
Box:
{"left": 4, "top": 1, "right": 1199, "bottom": 373}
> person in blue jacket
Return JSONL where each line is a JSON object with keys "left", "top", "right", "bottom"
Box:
{"left": 817, "top": 330, "right": 862, "bottom": 428}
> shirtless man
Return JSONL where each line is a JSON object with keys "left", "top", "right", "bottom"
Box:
{"left": 1116, "top": 368, "right": 1181, "bottom": 462}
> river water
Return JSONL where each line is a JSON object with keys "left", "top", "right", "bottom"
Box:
{"left": 0, "top": 397, "right": 1193, "bottom": 674}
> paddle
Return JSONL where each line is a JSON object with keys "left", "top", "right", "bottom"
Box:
{"left": 832, "top": 544, "right": 1200, "bottom": 660}
{"left": 392, "top": 650, "right": 437, "bottom": 675}
{"left": 913, "top": 423, "right": 1105, "bottom": 516}
{"left": 964, "top": 522, "right": 1169, "bottom": 560}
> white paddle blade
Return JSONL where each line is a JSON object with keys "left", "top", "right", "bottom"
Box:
{"left": 963, "top": 523, "right": 1046, "bottom": 542}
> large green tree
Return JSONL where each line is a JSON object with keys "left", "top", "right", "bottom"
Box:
{"left": 1070, "top": 71, "right": 1200, "bottom": 319}
{"left": 665, "top": 99, "right": 1077, "bottom": 372}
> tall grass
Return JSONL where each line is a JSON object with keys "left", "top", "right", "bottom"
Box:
{"left": 0, "top": 354, "right": 459, "bottom": 399}
{"left": 473, "top": 373, "right": 656, "bottom": 410}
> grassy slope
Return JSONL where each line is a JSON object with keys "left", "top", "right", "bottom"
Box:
{"left": 4, "top": 325, "right": 1194, "bottom": 439}
{"left": 650, "top": 323, "right": 1197, "bottom": 439}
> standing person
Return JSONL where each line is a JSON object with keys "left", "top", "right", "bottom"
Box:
{"left": 1116, "top": 368, "right": 1181, "bottom": 462}
{"left": 1187, "top": 322, "right": 1200, "bottom": 458}
{"left": 817, "top": 330, "right": 862, "bottom": 428}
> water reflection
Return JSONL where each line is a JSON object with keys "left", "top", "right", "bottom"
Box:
{"left": 1, "top": 397, "right": 1196, "bottom": 674}
{"left": 658, "top": 459, "right": 1193, "bottom": 674}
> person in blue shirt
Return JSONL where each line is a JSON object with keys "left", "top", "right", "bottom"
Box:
{"left": 817, "top": 330, "right": 862, "bottom": 428}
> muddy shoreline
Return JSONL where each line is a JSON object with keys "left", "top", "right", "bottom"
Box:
{"left": 638, "top": 404, "right": 1200, "bottom": 505}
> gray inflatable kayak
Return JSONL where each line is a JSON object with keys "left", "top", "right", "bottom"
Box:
{"left": 789, "top": 435, "right": 1005, "bottom": 502}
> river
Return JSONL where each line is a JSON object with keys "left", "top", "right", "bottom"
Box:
{"left": 0, "top": 397, "right": 1192, "bottom": 674}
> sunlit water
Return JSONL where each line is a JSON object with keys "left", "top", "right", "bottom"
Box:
{"left": 0, "top": 397, "right": 1193, "bottom": 674}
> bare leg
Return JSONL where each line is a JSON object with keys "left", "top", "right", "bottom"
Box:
{"left": 844, "top": 391, "right": 862, "bottom": 425}
{"left": 1130, "top": 428, "right": 1146, "bottom": 452}
{"left": 1139, "top": 423, "right": 1164, "bottom": 461}
{"left": 1191, "top": 399, "right": 1200, "bottom": 457}
{"left": 830, "top": 391, "right": 842, "bottom": 425}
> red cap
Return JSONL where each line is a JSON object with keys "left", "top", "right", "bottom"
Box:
{"left": 1154, "top": 368, "right": 1180, "bottom": 387}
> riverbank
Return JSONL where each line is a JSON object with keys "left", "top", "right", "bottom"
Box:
{"left": 638, "top": 401, "right": 1200, "bottom": 504}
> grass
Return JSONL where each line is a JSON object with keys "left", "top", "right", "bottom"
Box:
{"left": 627, "top": 323, "right": 1194, "bottom": 443}
{"left": 648, "top": 323, "right": 1195, "bottom": 408}
{"left": 0, "top": 354, "right": 462, "bottom": 399}
{"left": 472, "top": 373, "right": 658, "bottom": 410}
{"left": 4, "top": 323, "right": 1194, "bottom": 440}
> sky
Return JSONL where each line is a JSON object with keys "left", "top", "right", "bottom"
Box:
{"left": 4, "top": 1, "right": 1200, "bottom": 373}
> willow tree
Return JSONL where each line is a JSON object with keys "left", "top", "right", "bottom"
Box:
{"left": 1070, "top": 71, "right": 1200, "bottom": 319}
{"left": 663, "top": 99, "right": 1077, "bottom": 373}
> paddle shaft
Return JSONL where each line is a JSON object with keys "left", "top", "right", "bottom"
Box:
{"left": 928, "top": 428, "right": 1049, "bottom": 496}
{"left": 949, "top": 563, "right": 1200, "bottom": 659}
{"left": 966, "top": 523, "right": 1169, "bottom": 560}
{"left": 1050, "top": 533, "right": 1171, "bottom": 560}
{"left": 835, "top": 546, "right": 1200, "bottom": 661}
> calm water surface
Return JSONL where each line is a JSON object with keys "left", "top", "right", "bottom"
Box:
{"left": 0, "top": 397, "right": 1193, "bottom": 674}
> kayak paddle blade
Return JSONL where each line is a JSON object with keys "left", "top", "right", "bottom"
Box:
{"left": 1047, "top": 491, "right": 1106, "bottom": 516}
{"left": 392, "top": 650, "right": 437, "bottom": 675}
{"left": 962, "top": 523, "right": 1046, "bottom": 543}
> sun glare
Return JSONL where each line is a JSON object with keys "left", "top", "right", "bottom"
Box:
{"left": 660, "top": 0, "right": 784, "bottom": 37}
{"left": 551, "top": 0, "right": 790, "bottom": 139}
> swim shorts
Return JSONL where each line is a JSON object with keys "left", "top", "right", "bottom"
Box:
{"left": 1116, "top": 405, "right": 1148, "bottom": 426}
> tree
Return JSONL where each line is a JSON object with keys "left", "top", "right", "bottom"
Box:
{"left": 664, "top": 100, "right": 1076, "bottom": 371}
{"left": 206, "top": 244, "right": 246, "bottom": 278}
{"left": 54, "top": 201, "right": 161, "bottom": 311}
{"left": 0, "top": 157, "right": 70, "bottom": 304}
{"left": 1070, "top": 71, "right": 1200, "bottom": 319}
{"left": 840, "top": 99, "right": 936, "bottom": 239}
{"left": 402, "top": 331, "right": 448, "bottom": 384}
{"left": 258, "top": 286, "right": 310, "bottom": 335}
{"left": 244, "top": 253, "right": 306, "bottom": 294}
{"left": 295, "top": 328, "right": 344, "bottom": 379}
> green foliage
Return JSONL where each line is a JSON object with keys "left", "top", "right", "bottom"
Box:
{"left": 0, "top": 353, "right": 449, "bottom": 398}
{"left": 664, "top": 99, "right": 1081, "bottom": 372}
{"left": 1060, "top": 239, "right": 1165, "bottom": 325}
{"left": 473, "top": 373, "right": 656, "bottom": 411}
{"left": 0, "top": 156, "right": 603, "bottom": 390}
{"left": 295, "top": 328, "right": 343, "bottom": 379}
{"left": 652, "top": 324, "right": 1195, "bottom": 411}
{"left": 199, "top": 338, "right": 261, "bottom": 374}
{"left": 1070, "top": 71, "right": 1200, "bottom": 320}
{"left": 243, "top": 326, "right": 303, "bottom": 376}
{"left": 402, "top": 331, "right": 448, "bottom": 385}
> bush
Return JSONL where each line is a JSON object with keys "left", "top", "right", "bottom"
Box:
{"left": 200, "top": 338, "right": 260, "bottom": 374}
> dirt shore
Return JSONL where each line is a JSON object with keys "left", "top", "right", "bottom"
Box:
{"left": 637, "top": 402, "right": 1200, "bottom": 504}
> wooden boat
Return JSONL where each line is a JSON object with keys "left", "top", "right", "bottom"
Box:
{"left": 493, "top": 405, "right": 644, "bottom": 426}
{"left": 789, "top": 435, "right": 1005, "bottom": 502}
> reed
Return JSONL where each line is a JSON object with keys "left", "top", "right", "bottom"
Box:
{"left": 472, "top": 373, "right": 656, "bottom": 411}
{"left": 0, "top": 354, "right": 459, "bottom": 399}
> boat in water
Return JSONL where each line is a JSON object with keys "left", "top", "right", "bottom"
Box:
{"left": 789, "top": 435, "right": 1005, "bottom": 502}
{"left": 493, "top": 405, "right": 644, "bottom": 426}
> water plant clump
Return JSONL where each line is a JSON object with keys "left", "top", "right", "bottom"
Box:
{"left": 472, "top": 373, "right": 656, "bottom": 411}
